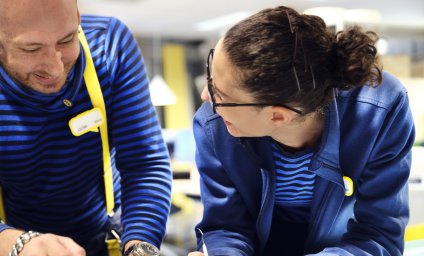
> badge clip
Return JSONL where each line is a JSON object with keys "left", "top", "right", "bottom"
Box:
{"left": 69, "top": 108, "right": 104, "bottom": 136}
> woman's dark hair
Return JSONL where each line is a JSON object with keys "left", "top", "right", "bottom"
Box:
{"left": 223, "top": 6, "right": 382, "bottom": 115}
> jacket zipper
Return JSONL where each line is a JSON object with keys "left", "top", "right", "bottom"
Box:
{"left": 256, "top": 169, "right": 273, "bottom": 255}
{"left": 305, "top": 160, "right": 343, "bottom": 251}
{"left": 305, "top": 184, "right": 336, "bottom": 250}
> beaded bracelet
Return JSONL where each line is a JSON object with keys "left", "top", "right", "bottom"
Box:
{"left": 9, "top": 231, "right": 42, "bottom": 256}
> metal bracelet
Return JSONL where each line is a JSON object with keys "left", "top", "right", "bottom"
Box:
{"left": 8, "top": 231, "right": 42, "bottom": 256}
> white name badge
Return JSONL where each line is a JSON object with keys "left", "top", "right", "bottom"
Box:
{"left": 69, "top": 108, "right": 104, "bottom": 136}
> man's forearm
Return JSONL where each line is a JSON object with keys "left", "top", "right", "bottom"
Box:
{"left": 0, "top": 229, "right": 24, "bottom": 255}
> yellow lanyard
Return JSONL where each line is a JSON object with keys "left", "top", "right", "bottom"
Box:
{"left": 78, "top": 26, "right": 115, "bottom": 216}
{"left": 78, "top": 26, "right": 120, "bottom": 256}
{"left": 0, "top": 187, "right": 4, "bottom": 222}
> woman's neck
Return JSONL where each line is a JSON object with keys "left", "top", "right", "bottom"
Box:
{"left": 271, "top": 112, "right": 324, "bottom": 152}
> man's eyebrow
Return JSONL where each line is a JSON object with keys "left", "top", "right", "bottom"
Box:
{"left": 18, "top": 28, "right": 78, "bottom": 46}
{"left": 59, "top": 28, "right": 79, "bottom": 41}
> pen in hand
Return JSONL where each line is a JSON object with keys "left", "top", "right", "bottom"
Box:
{"left": 196, "top": 228, "right": 209, "bottom": 256}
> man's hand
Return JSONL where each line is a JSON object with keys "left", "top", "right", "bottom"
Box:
{"left": 123, "top": 240, "right": 142, "bottom": 253}
{"left": 1, "top": 230, "right": 85, "bottom": 256}
{"left": 20, "top": 233, "right": 85, "bottom": 255}
{"left": 188, "top": 252, "right": 204, "bottom": 256}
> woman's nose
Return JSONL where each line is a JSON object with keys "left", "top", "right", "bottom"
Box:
{"left": 201, "top": 85, "right": 210, "bottom": 102}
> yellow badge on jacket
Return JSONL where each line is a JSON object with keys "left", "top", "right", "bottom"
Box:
{"left": 343, "top": 176, "right": 354, "bottom": 196}
{"left": 69, "top": 108, "right": 104, "bottom": 136}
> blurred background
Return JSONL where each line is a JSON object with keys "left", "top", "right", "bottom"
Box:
{"left": 78, "top": 0, "right": 424, "bottom": 255}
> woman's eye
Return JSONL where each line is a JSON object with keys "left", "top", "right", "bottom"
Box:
{"left": 215, "top": 92, "right": 224, "bottom": 101}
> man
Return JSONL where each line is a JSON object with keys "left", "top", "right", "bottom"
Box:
{"left": 0, "top": 0, "right": 172, "bottom": 255}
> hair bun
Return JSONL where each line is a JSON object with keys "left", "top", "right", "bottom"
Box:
{"left": 329, "top": 26, "right": 382, "bottom": 90}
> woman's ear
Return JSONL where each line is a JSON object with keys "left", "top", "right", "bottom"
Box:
{"left": 269, "top": 106, "right": 296, "bottom": 126}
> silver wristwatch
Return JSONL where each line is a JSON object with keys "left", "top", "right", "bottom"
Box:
{"left": 126, "top": 241, "right": 160, "bottom": 256}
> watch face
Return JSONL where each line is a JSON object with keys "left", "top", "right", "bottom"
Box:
{"left": 134, "top": 242, "right": 160, "bottom": 256}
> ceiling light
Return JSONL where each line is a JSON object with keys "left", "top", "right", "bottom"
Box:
{"left": 376, "top": 38, "right": 389, "bottom": 55}
{"left": 303, "top": 7, "right": 345, "bottom": 29}
{"left": 149, "top": 35, "right": 177, "bottom": 107}
{"left": 343, "top": 9, "right": 381, "bottom": 23}
{"left": 194, "top": 11, "right": 252, "bottom": 31}
{"left": 149, "top": 75, "right": 177, "bottom": 106}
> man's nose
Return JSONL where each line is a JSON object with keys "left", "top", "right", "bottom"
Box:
{"left": 41, "top": 48, "right": 64, "bottom": 76}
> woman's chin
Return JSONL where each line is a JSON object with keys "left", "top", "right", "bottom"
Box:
{"left": 226, "top": 126, "right": 243, "bottom": 137}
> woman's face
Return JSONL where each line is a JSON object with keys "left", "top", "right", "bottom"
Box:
{"left": 201, "top": 39, "right": 278, "bottom": 138}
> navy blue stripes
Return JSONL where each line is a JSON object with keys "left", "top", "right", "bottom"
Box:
{"left": 271, "top": 142, "right": 315, "bottom": 208}
{"left": 0, "top": 15, "right": 172, "bottom": 248}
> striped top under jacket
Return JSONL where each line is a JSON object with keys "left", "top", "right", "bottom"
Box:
{"left": 271, "top": 142, "right": 316, "bottom": 208}
{"left": 0, "top": 15, "right": 172, "bottom": 248}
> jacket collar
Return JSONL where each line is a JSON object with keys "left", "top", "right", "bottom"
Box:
{"left": 310, "top": 90, "right": 345, "bottom": 189}
{"left": 240, "top": 89, "right": 344, "bottom": 187}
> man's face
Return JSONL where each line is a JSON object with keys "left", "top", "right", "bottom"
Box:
{"left": 0, "top": 0, "right": 80, "bottom": 94}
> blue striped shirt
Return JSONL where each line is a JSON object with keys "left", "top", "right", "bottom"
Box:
{"left": 0, "top": 16, "right": 172, "bottom": 248}
{"left": 272, "top": 142, "right": 315, "bottom": 208}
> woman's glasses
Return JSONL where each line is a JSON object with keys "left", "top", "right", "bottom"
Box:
{"left": 206, "top": 49, "right": 303, "bottom": 115}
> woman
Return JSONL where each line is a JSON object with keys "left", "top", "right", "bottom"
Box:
{"left": 189, "top": 5, "right": 415, "bottom": 256}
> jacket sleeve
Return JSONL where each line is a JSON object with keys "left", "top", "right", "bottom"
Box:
{"left": 104, "top": 18, "right": 172, "bottom": 248}
{"left": 193, "top": 105, "right": 256, "bottom": 256}
{"left": 314, "top": 85, "right": 415, "bottom": 255}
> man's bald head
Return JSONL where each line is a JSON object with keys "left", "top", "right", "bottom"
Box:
{"left": 0, "top": 0, "right": 14, "bottom": 35}
{"left": 0, "top": 0, "right": 79, "bottom": 37}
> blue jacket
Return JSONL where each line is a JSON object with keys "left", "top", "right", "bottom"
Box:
{"left": 193, "top": 72, "right": 415, "bottom": 256}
